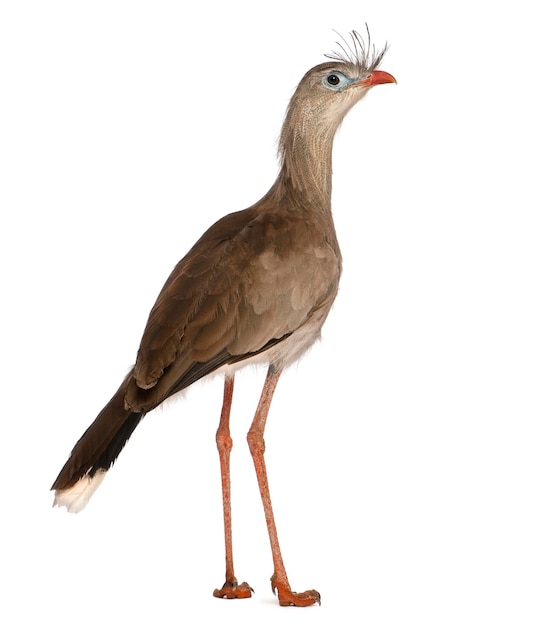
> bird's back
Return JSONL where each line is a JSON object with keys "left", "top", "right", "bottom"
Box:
{"left": 125, "top": 198, "right": 341, "bottom": 412}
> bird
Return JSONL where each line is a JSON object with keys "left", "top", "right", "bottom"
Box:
{"left": 52, "top": 28, "right": 396, "bottom": 607}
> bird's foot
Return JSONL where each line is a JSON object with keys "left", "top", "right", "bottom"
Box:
{"left": 213, "top": 577, "right": 254, "bottom": 599}
{"left": 271, "top": 574, "right": 321, "bottom": 607}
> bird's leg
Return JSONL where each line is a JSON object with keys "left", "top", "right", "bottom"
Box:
{"left": 213, "top": 374, "right": 253, "bottom": 600}
{"left": 247, "top": 365, "right": 321, "bottom": 607}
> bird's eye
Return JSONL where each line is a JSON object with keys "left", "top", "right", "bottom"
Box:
{"left": 327, "top": 74, "right": 340, "bottom": 86}
{"left": 323, "top": 71, "right": 351, "bottom": 91}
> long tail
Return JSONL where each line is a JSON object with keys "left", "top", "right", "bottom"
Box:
{"left": 51, "top": 374, "right": 145, "bottom": 513}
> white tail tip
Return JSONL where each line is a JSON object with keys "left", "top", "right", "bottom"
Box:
{"left": 53, "top": 470, "right": 106, "bottom": 513}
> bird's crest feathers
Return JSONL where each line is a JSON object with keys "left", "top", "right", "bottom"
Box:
{"left": 325, "top": 25, "right": 388, "bottom": 75}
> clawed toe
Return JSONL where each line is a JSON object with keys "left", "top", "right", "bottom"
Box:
{"left": 277, "top": 588, "right": 321, "bottom": 607}
{"left": 271, "top": 574, "right": 321, "bottom": 607}
{"left": 213, "top": 578, "right": 254, "bottom": 599}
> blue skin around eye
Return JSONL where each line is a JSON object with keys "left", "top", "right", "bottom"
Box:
{"left": 322, "top": 71, "right": 358, "bottom": 92}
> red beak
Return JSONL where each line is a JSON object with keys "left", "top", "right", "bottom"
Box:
{"left": 360, "top": 70, "right": 397, "bottom": 88}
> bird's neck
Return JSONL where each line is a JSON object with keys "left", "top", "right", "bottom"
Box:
{"left": 271, "top": 111, "right": 338, "bottom": 211}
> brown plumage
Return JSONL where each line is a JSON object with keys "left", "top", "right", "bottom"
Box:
{"left": 52, "top": 29, "right": 395, "bottom": 607}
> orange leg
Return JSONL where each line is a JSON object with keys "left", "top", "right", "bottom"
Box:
{"left": 247, "top": 365, "right": 320, "bottom": 607}
{"left": 213, "top": 374, "right": 253, "bottom": 599}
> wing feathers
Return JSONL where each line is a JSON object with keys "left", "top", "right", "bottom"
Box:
{"left": 125, "top": 204, "right": 340, "bottom": 410}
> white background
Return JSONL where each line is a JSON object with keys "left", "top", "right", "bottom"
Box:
{"left": 1, "top": 1, "right": 533, "bottom": 624}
